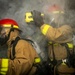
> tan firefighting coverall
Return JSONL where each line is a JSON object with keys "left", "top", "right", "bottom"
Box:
{"left": 0, "top": 37, "right": 39, "bottom": 75}
{"left": 40, "top": 24, "right": 75, "bottom": 75}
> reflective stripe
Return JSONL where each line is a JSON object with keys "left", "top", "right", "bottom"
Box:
{"left": 48, "top": 42, "right": 73, "bottom": 48}
{"left": 3, "top": 24, "right": 19, "bottom": 29}
{"left": 48, "top": 42, "right": 52, "bottom": 44}
{"left": 34, "top": 57, "right": 41, "bottom": 64}
{"left": 0, "top": 59, "right": 9, "bottom": 75}
{"left": 52, "top": 11, "right": 64, "bottom": 14}
{"left": 61, "top": 62, "right": 66, "bottom": 65}
{"left": 41, "top": 14, "right": 44, "bottom": 16}
{"left": 41, "top": 24, "right": 50, "bottom": 35}
{"left": 48, "top": 42, "right": 58, "bottom": 46}
{"left": 67, "top": 43, "right": 73, "bottom": 49}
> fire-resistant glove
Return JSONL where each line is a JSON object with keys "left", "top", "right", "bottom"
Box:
{"left": 31, "top": 10, "right": 44, "bottom": 27}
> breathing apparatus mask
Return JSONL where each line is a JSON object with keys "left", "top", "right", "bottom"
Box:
{"left": 0, "top": 26, "right": 10, "bottom": 45}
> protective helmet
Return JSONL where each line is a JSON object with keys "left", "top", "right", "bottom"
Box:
{"left": 48, "top": 4, "right": 64, "bottom": 14}
{"left": 0, "top": 18, "right": 21, "bottom": 31}
{"left": 47, "top": 4, "right": 64, "bottom": 27}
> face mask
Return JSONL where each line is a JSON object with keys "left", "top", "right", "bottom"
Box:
{"left": 0, "top": 36, "right": 8, "bottom": 45}
{"left": 0, "top": 26, "right": 9, "bottom": 45}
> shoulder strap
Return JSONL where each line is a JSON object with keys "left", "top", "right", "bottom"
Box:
{"left": 11, "top": 37, "right": 20, "bottom": 60}
{"left": 62, "top": 43, "right": 74, "bottom": 67}
{"left": 23, "top": 38, "right": 34, "bottom": 45}
{"left": 11, "top": 37, "right": 34, "bottom": 60}
{"left": 50, "top": 43, "right": 57, "bottom": 66}
{"left": 63, "top": 43, "right": 72, "bottom": 67}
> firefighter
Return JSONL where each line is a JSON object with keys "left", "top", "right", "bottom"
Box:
{"left": 30, "top": 5, "right": 75, "bottom": 75}
{"left": 0, "top": 18, "right": 39, "bottom": 75}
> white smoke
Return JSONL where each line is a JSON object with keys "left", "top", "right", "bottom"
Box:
{"left": 0, "top": 0, "right": 75, "bottom": 60}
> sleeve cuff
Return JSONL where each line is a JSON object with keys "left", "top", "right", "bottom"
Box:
{"left": 40, "top": 24, "right": 51, "bottom": 35}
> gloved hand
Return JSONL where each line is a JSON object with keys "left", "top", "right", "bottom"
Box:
{"left": 31, "top": 10, "right": 44, "bottom": 27}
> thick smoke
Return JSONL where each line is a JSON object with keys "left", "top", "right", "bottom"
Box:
{"left": 0, "top": 0, "right": 75, "bottom": 60}
{"left": 65, "top": 0, "right": 75, "bottom": 34}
